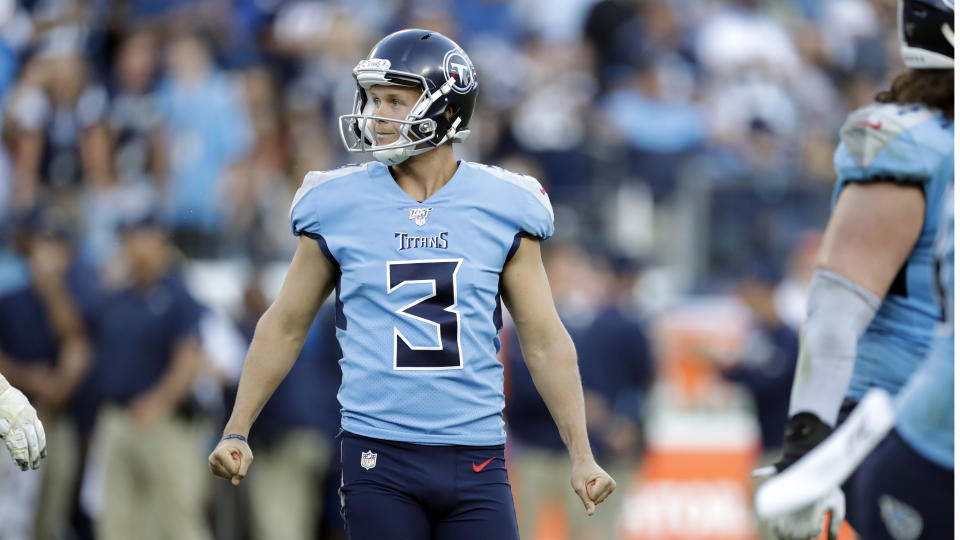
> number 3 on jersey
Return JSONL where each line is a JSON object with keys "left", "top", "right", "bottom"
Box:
{"left": 386, "top": 259, "right": 463, "bottom": 369}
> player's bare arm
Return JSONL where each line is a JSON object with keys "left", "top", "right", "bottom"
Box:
{"left": 209, "top": 235, "right": 337, "bottom": 485}
{"left": 817, "top": 182, "right": 925, "bottom": 298}
{"left": 785, "top": 181, "right": 926, "bottom": 450}
{"left": 501, "top": 235, "right": 616, "bottom": 515}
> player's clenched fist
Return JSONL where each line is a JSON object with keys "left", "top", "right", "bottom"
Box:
{"left": 0, "top": 374, "right": 46, "bottom": 471}
{"left": 208, "top": 434, "right": 254, "bottom": 486}
{"left": 571, "top": 458, "right": 616, "bottom": 516}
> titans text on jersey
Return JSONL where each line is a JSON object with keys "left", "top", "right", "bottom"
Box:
{"left": 396, "top": 231, "right": 449, "bottom": 251}
{"left": 289, "top": 160, "right": 553, "bottom": 446}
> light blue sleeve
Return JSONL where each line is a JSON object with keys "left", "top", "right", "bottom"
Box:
{"left": 289, "top": 172, "right": 327, "bottom": 238}
{"left": 289, "top": 165, "right": 366, "bottom": 238}
{"left": 483, "top": 164, "right": 555, "bottom": 240}
{"left": 516, "top": 179, "right": 555, "bottom": 240}
{"left": 833, "top": 103, "right": 954, "bottom": 188}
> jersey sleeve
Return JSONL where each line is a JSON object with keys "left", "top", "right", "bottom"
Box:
{"left": 289, "top": 167, "right": 363, "bottom": 238}
{"left": 289, "top": 170, "right": 327, "bottom": 238}
{"left": 833, "top": 103, "right": 953, "bottom": 188}
{"left": 518, "top": 176, "right": 555, "bottom": 240}
{"left": 495, "top": 169, "right": 554, "bottom": 240}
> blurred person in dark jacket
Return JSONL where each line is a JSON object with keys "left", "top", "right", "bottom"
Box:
{"left": 236, "top": 274, "right": 342, "bottom": 540}
{"left": 0, "top": 204, "right": 95, "bottom": 540}
{"left": 712, "top": 264, "right": 798, "bottom": 456}
{"left": 698, "top": 263, "right": 798, "bottom": 540}
{"left": 577, "top": 252, "right": 655, "bottom": 540}
{"left": 86, "top": 206, "right": 211, "bottom": 540}
{"left": 505, "top": 241, "right": 602, "bottom": 540}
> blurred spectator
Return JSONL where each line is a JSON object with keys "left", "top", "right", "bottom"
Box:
{"left": 156, "top": 30, "right": 252, "bottom": 257}
{"left": 772, "top": 230, "right": 821, "bottom": 331}
{"left": 507, "top": 38, "right": 596, "bottom": 204}
{"left": 599, "top": 58, "right": 704, "bottom": 199}
{"left": 701, "top": 263, "right": 798, "bottom": 456}
{"left": 107, "top": 29, "right": 164, "bottom": 191}
{"left": 5, "top": 30, "right": 111, "bottom": 210}
{"left": 695, "top": 0, "right": 802, "bottom": 78}
{"left": 696, "top": 262, "right": 799, "bottom": 540}
{"left": 85, "top": 207, "right": 210, "bottom": 540}
{"left": 230, "top": 66, "right": 296, "bottom": 262}
{"left": 506, "top": 241, "right": 600, "bottom": 540}
{"left": 583, "top": 0, "right": 645, "bottom": 88}
{"left": 83, "top": 28, "right": 166, "bottom": 267}
{"left": 238, "top": 278, "right": 343, "bottom": 540}
{"left": 0, "top": 203, "right": 95, "bottom": 540}
{"left": 577, "top": 253, "right": 655, "bottom": 539}
{"left": 0, "top": 1, "right": 34, "bottom": 100}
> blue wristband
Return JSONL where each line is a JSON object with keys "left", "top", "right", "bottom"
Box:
{"left": 222, "top": 434, "right": 248, "bottom": 443}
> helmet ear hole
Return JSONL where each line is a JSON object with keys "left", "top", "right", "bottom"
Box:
{"left": 444, "top": 105, "right": 455, "bottom": 119}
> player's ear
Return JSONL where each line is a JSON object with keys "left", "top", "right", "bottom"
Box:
{"left": 445, "top": 105, "right": 454, "bottom": 119}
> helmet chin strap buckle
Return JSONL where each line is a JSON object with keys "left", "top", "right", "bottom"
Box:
{"left": 418, "top": 119, "right": 437, "bottom": 134}
{"left": 447, "top": 117, "right": 468, "bottom": 142}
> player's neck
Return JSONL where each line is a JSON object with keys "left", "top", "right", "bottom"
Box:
{"left": 389, "top": 145, "right": 459, "bottom": 202}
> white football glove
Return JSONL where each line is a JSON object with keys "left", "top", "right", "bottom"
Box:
{"left": 0, "top": 375, "right": 46, "bottom": 471}
{"left": 770, "top": 487, "right": 844, "bottom": 540}
{"left": 753, "top": 464, "right": 844, "bottom": 540}
{"left": 753, "top": 390, "right": 896, "bottom": 540}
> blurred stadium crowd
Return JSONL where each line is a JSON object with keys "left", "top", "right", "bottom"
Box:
{"left": 0, "top": 0, "right": 906, "bottom": 539}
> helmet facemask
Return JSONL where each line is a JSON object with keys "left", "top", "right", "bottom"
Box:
{"left": 339, "top": 59, "right": 470, "bottom": 166}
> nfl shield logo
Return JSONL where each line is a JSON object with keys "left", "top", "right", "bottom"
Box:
{"left": 360, "top": 450, "right": 378, "bottom": 470}
{"left": 408, "top": 207, "right": 432, "bottom": 227}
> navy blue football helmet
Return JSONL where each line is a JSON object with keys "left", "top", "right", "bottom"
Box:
{"left": 899, "top": 0, "right": 954, "bottom": 69}
{"left": 339, "top": 29, "right": 479, "bottom": 165}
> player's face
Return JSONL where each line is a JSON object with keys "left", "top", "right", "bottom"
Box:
{"left": 367, "top": 84, "right": 422, "bottom": 145}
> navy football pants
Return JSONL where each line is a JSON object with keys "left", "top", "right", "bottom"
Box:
{"left": 338, "top": 431, "right": 520, "bottom": 540}
{"left": 853, "top": 429, "right": 954, "bottom": 540}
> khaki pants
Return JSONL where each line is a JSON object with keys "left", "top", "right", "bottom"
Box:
{"left": 248, "top": 429, "right": 332, "bottom": 540}
{"left": 512, "top": 446, "right": 638, "bottom": 540}
{"left": 93, "top": 406, "right": 212, "bottom": 540}
{"left": 34, "top": 415, "right": 80, "bottom": 540}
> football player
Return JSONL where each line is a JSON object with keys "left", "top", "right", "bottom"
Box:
{"left": 755, "top": 1, "right": 954, "bottom": 538}
{"left": 0, "top": 373, "right": 46, "bottom": 471}
{"left": 757, "top": 179, "right": 954, "bottom": 540}
{"left": 209, "top": 29, "right": 615, "bottom": 539}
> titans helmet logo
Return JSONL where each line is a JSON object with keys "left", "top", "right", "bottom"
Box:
{"left": 443, "top": 49, "right": 477, "bottom": 94}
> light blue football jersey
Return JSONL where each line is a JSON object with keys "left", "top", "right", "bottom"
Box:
{"left": 831, "top": 103, "right": 954, "bottom": 401}
{"left": 894, "top": 179, "right": 953, "bottom": 470}
{"left": 289, "top": 160, "right": 554, "bottom": 445}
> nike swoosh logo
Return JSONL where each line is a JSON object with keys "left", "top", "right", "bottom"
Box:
{"left": 472, "top": 457, "right": 496, "bottom": 472}
{"left": 857, "top": 120, "right": 883, "bottom": 130}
